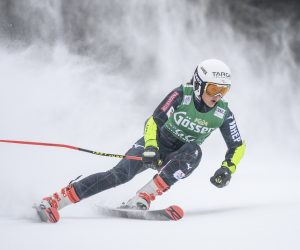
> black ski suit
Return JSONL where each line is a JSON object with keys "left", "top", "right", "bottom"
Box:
{"left": 72, "top": 85, "right": 243, "bottom": 200}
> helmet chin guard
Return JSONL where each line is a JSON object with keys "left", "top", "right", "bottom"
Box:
{"left": 192, "top": 59, "right": 232, "bottom": 100}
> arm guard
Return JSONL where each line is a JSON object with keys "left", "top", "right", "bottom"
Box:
{"left": 222, "top": 141, "right": 246, "bottom": 173}
{"left": 144, "top": 116, "right": 159, "bottom": 149}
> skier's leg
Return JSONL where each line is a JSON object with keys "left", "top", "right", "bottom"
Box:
{"left": 159, "top": 142, "right": 202, "bottom": 186}
{"left": 37, "top": 138, "right": 147, "bottom": 222}
{"left": 72, "top": 138, "right": 146, "bottom": 199}
{"left": 125, "top": 142, "right": 202, "bottom": 209}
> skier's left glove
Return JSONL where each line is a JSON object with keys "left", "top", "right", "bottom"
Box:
{"left": 210, "top": 160, "right": 236, "bottom": 188}
{"left": 142, "top": 146, "right": 161, "bottom": 170}
{"left": 210, "top": 166, "right": 232, "bottom": 188}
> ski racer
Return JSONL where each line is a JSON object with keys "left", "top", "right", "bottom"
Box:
{"left": 37, "top": 59, "right": 246, "bottom": 223}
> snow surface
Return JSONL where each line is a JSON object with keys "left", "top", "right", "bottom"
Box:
{"left": 1, "top": 1, "right": 300, "bottom": 250}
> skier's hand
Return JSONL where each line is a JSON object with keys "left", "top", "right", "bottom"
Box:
{"left": 210, "top": 167, "right": 231, "bottom": 188}
{"left": 142, "top": 146, "right": 161, "bottom": 170}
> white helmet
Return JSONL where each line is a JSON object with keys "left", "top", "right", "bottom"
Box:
{"left": 192, "top": 59, "right": 231, "bottom": 99}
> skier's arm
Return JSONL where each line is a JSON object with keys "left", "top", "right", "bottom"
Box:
{"left": 210, "top": 109, "right": 245, "bottom": 188}
{"left": 144, "top": 86, "right": 183, "bottom": 149}
{"left": 219, "top": 108, "right": 246, "bottom": 174}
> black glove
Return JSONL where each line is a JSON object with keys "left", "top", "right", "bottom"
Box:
{"left": 210, "top": 167, "right": 231, "bottom": 188}
{"left": 142, "top": 146, "right": 160, "bottom": 169}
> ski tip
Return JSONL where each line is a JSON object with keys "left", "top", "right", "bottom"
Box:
{"left": 165, "top": 205, "right": 184, "bottom": 221}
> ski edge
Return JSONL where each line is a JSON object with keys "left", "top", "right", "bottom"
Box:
{"left": 98, "top": 204, "right": 184, "bottom": 221}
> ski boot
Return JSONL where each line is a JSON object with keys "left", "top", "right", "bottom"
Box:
{"left": 34, "top": 184, "right": 80, "bottom": 223}
{"left": 122, "top": 175, "right": 169, "bottom": 210}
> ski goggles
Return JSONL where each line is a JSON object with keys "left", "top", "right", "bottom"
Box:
{"left": 204, "top": 83, "right": 230, "bottom": 97}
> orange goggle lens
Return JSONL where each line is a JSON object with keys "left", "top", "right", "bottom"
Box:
{"left": 205, "top": 83, "right": 230, "bottom": 97}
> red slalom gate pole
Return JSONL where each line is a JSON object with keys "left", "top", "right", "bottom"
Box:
{"left": 0, "top": 139, "right": 142, "bottom": 161}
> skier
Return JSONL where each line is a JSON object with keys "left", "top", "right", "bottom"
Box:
{"left": 37, "top": 59, "right": 245, "bottom": 223}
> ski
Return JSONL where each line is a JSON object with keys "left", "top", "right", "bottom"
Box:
{"left": 98, "top": 205, "right": 184, "bottom": 221}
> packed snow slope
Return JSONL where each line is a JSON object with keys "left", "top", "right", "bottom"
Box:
{"left": 0, "top": 1, "right": 299, "bottom": 250}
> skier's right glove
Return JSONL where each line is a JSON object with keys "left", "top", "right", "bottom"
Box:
{"left": 210, "top": 167, "right": 232, "bottom": 188}
{"left": 142, "top": 146, "right": 161, "bottom": 170}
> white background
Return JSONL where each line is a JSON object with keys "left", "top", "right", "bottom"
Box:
{"left": 0, "top": 1, "right": 299, "bottom": 250}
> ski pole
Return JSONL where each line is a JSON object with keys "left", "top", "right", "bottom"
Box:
{"left": 0, "top": 139, "right": 142, "bottom": 161}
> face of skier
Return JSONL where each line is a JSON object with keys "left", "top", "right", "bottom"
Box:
{"left": 202, "top": 91, "right": 222, "bottom": 107}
